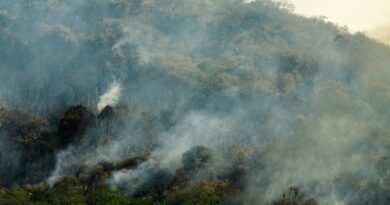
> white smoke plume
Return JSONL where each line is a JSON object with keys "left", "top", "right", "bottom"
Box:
{"left": 97, "top": 81, "right": 122, "bottom": 112}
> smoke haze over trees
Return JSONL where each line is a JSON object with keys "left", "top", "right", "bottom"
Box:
{"left": 0, "top": 0, "right": 389, "bottom": 204}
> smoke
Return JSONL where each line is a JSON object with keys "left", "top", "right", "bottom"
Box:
{"left": 0, "top": 0, "right": 389, "bottom": 204}
{"left": 97, "top": 81, "right": 122, "bottom": 112}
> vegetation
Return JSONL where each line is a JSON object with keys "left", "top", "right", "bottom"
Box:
{"left": 0, "top": 177, "right": 233, "bottom": 205}
{"left": 0, "top": 0, "right": 389, "bottom": 204}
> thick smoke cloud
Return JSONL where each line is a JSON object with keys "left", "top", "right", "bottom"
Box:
{"left": 0, "top": 0, "right": 389, "bottom": 204}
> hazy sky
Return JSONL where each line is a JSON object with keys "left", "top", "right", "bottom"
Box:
{"left": 289, "top": 0, "right": 390, "bottom": 33}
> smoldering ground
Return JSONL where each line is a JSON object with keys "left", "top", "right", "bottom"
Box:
{"left": 0, "top": 0, "right": 389, "bottom": 204}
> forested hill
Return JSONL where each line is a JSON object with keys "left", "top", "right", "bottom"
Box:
{"left": 0, "top": 0, "right": 389, "bottom": 204}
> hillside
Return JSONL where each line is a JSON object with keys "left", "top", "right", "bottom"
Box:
{"left": 0, "top": 0, "right": 389, "bottom": 204}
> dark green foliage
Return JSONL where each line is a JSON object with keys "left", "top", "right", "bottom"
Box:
{"left": 98, "top": 105, "right": 115, "bottom": 136}
{"left": 0, "top": 177, "right": 150, "bottom": 205}
{"left": 0, "top": 108, "right": 55, "bottom": 187}
{"left": 273, "top": 187, "right": 318, "bottom": 205}
{"left": 86, "top": 186, "right": 153, "bottom": 205}
{"left": 0, "top": 178, "right": 232, "bottom": 205}
{"left": 46, "top": 177, "right": 87, "bottom": 205}
{"left": 87, "top": 188, "right": 131, "bottom": 205}
{"left": 58, "top": 105, "right": 95, "bottom": 145}
{"left": 0, "top": 108, "right": 50, "bottom": 145}
{"left": 134, "top": 169, "right": 174, "bottom": 197}
{"left": 182, "top": 146, "right": 213, "bottom": 173}
{"left": 98, "top": 106, "right": 115, "bottom": 120}
{"left": 163, "top": 181, "right": 231, "bottom": 205}
{"left": 0, "top": 186, "right": 31, "bottom": 205}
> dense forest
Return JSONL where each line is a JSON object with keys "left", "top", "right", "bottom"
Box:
{"left": 0, "top": 0, "right": 389, "bottom": 204}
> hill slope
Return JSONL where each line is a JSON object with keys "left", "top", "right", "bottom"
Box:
{"left": 0, "top": 0, "right": 389, "bottom": 204}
